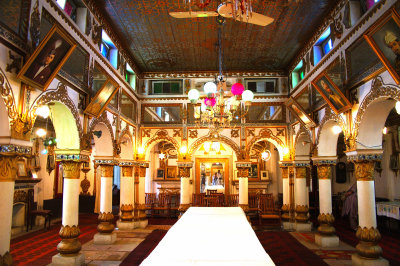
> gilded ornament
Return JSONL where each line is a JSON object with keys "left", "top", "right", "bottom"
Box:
{"left": 295, "top": 167, "right": 307, "bottom": 179}
{"left": 80, "top": 177, "right": 90, "bottom": 195}
{"left": 59, "top": 225, "right": 80, "bottom": 239}
{"left": 317, "top": 213, "right": 335, "bottom": 236}
{"left": 317, "top": 165, "right": 331, "bottom": 179}
{"left": 122, "top": 166, "right": 133, "bottom": 177}
{"left": 139, "top": 167, "right": 147, "bottom": 177}
{"left": 57, "top": 225, "right": 81, "bottom": 254}
{"left": 355, "top": 226, "right": 382, "bottom": 259}
{"left": 281, "top": 204, "right": 290, "bottom": 221}
{"left": 280, "top": 167, "right": 288, "bottom": 178}
{"left": 354, "top": 161, "right": 375, "bottom": 181}
{"left": 97, "top": 212, "right": 115, "bottom": 233}
{"left": 239, "top": 204, "right": 249, "bottom": 212}
{"left": 14, "top": 190, "right": 27, "bottom": 203}
{"left": 295, "top": 205, "right": 309, "bottom": 223}
{"left": 120, "top": 204, "right": 134, "bottom": 221}
{"left": 0, "top": 156, "right": 18, "bottom": 181}
{"left": 101, "top": 165, "right": 114, "bottom": 177}
{"left": 178, "top": 167, "right": 190, "bottom": 178}
{"left": 62, "top": 161, "right": 82, "bottom": 179}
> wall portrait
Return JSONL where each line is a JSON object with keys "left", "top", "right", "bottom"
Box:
{"left": 248, "top": 163, "right": 259, "bottom": 180}
{"left": 364, "top": 8, "right": 400, "bottom": 84}
{"left": 156, "top": 168, "right": 164, "bottom": 179}
{"left": 17, "top": 25, "right": 76, "bottom": 91}
{"left": 312, "top": 73, "right": 351, "bottom": 114}
{"left": 16, "top": 159, "right": 27, "bottom": 177}
{"left": 286, "top": 97, "right": 316, "bottom": 128}
{"left": 166, "top": 166, "right": 178, "bottom": 179}
{"left": 84, "top": 79, "right": 119, "bottom": 118}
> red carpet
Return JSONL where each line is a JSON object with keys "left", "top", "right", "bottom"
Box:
{"left": 11, "top": 214, "right": 98, "bottom": 266}
{"left": 121, "top": 230, "right": 328, "bottom": 266}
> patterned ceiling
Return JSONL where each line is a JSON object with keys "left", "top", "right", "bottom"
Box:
{"left": 93, "top": 0, "right": 340, "bottom": 73}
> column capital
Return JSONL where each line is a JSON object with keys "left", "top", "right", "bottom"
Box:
{"left": 345, "top": 149, "right": 383, "bottom": 163}
{"left": 236, "top": 161, "right": 251, "bottom": 178}
{"left": 293, "top": 160, "right": 311, "bottom": 168}
{"left": 316, "top": 164, "right": 332, "bottom": 179}
{"left": 279, "top": 160, "right": 293, "bottom": 168}
{"left": 62, "top": 161, "right": 82, "bottom": 179}
{"left": 177, "top": 161, "right": 193, "bottom": 168}
{"left": 177, "top": 161, "right": 193, "bottom": 178}
{"left": 134, "top": 161, "right": 149, "bottom": 168}
{"left": 311, "top": 156, "right": 337, "bottom": 165}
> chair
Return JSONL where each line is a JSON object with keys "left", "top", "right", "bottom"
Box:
{"left": 206, "top": 189, "right": 217, "bottom": 196}
{"left": 258, "top": 194, "right": 281, "bottom": 228}
{"left": 248, "top": 193, "right": 259, "bottom": 217}
{"left": 27, "top": 189, "right": 52, "bottom": 231}
{"left": 145, "top": 193, "right": 157, "bottom": 217}
{"left": 227, "top": 194, "right": 239, "bottom": 207}
{"left": 208, "top": 193, "right": 224, "bottom": 207}
{"left": 192, "top": 193, "right": 206, "bottom": 207}
{"left": 169, "top": 193, "right": 180, "bottom": 217}
{"left": 153, "top": 193, "right": 170, "bottom": 217}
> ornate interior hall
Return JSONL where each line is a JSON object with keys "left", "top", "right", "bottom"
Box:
{"left": 1, "top": 0, "right": 400, "bottom": 265}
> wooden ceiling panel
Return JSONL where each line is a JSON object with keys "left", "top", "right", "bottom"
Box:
{"left": 94, "top": 0, "right": 339, "bottom": 73}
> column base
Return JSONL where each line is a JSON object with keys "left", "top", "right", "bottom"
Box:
{"left": 135, "top": 219, "right": 148, "bottom": 228}
{"left": 93, "top": 232, "right": 117, "bottom": 244}
{"left": 52, "top": 252, "right": 85, "bottom": 266}
{"left": 315, "top": 233, "right": 339, "bottom": 247}
{"left": 116, "top": 220, "right": 135, "bottom": 230}
{"left": 295, "top": 222, "right": 312, "bottom": 232}
{"left": 282, "top": 221, "right": 295, "bottom": 230}
{"left": 351, "top": 253, "right": 389, "bottom": 266}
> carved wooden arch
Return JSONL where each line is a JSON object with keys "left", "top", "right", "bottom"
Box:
{"left": 188, "top": 133, "right": 241, "bottom": 159}
{"left": 31, "top": 83, "right": 83, "bottom": 137}
{"left": 119, "top": 126, "right": 133, "bottom": 144}
{"left": 246, "top": 129, "right": 285, "bottom": 159}
{"left": 89, "top": 112, "right": 115, "bottom": 142}
{"left": 294, "top": 126, "right": 312, "bottom": 150}
{"left": 0, "top": 66, "right": 18, "bottom": 125}
{"left": 353, "top": 77, "right": 400, "bottom": 140}
{"left": 315, "top": 107, "right": 346, "bottom": 148}
{"left": 143, "top": 130, "right": 180, "bottom": 157}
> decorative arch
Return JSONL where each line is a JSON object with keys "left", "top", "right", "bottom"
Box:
{"left": 353, "top": 77, "right": 400, "bottom": 149}
{"left": 119, "top": 126, "right": 134, "bottom": 160}
{"left": 0, "top": 66, "right": 20, "bottom": 137}
{"left": 315, "top": 107, "right": 346, "bottom": 145}
{"left": 246, "top": 129, "right": 285, "bottom": 160}
{"left": 188, "top": 133, "right": 240, "bottom": 159}
{"left": 89, "top": 112, "right": 116, "bottom": 156}
{"left": 31, "top": 83, "right": 83, "bottom": 138}
{"left": 119, "top": 126, "right": 133, "bottom": 144}
{"left": 294, "top": 126, "right": 312, "bottom": 158}
{"left": 143, "top": 130, "right": 180, "bottom": 161}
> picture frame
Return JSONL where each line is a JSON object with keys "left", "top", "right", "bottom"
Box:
{"left": 312, "top": 73, "right": 352, "bottom": 114}
{"left": 364, "top": 8, "right": 400, "bottom": 84}
{"left": 17, "top": 24, "right": 76, "bottom": 91}
{"left": 84, "top": 78, "right": 119, "bottom": 118}
{"left": 156, "top": 168, "right": 165, "bottom": 179}
{"left": 248, "top": 163, "right": 259, "bottom": 180}
{"left": 286, "top": 97, "right": 316, "bottom": 128}
{"left": 260, "top": 170, "right": 269, "bottom": 181}
{"left": 166, "top": 166, "right": 178, "bottom": 179}
{"left": 16, "top": 159, "right": 27, "bottom": 177}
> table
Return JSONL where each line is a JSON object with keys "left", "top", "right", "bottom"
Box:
{"left": 140, "top": 207, "right": 275, "bottom": 266}
{"left": 205, "top": 184, "right": 225, "bottom": 193}
{"left": 376, "top": 201, "right": 400, "bottom": 220}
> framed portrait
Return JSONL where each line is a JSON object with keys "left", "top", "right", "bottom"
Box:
{"left": 16, "top": 159, "right": 27, "bottom": 177}
{"left": 312, "top": 73, "right": 352, "bottom": 114}
{"left": 156, "top": 168, "right": 165, "bottom": 179}
{"left": 261, "top": 170, "right": 270, "bottom": 181}
{"left": 248, "top": 163, "right": 259, "bottom": 180}
{"left": 166, "top": 166, "right": 178, "bottom": 180}
{"left": 84, "top": 78, "right": 119, "bottom": 118}
{"left": 364, "top": 8, "right": 400, "bottom": 84}
{"left": 17, "top": 24, "right": 76, "bottom": 91}
{"left": 286, "top": 97, "right": 316, "bottom": 128}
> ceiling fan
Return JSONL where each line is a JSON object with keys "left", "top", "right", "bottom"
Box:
{"left": 169, "top": 1, "right": 274, "bottom": 27}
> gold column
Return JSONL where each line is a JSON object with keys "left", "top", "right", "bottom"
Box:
{"left": 316, "top": 164, "right": 335, "bottom": 236}
{"left": 178, "top": 163, "right": 192, "bottom": 215}
{"left": 97, "top": 165, "right": 114, "bottom": 234}
{"left": 294, "top": 166, "right": 309, "bottom": 224}
{"left": 57, "top": 161, "right": 83, "bottom": 255}
{"left": 120, "top": 166, "right": 134, "bottom": 221}
{"left": 280, "top": 166, "right": 290, "bottom": 221}
{"left": 353, "top": 160, "right": 382, "bottom": 259}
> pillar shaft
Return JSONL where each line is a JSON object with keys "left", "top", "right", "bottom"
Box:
{"left": 294, "top": 166, "right": 309, "bottom": 223}
{"left": 0, "top": 156, "right": 17, "bottom": 264}
{"left": 97, "top": 165, "right": 114, "bottom": 233}
{"left": 236, "top": 162, "right": 251, "bottom": 212}
{"left": 316, "top": 163, "right": 336, "bottom": 236}
{"left": 57, "top": 160, "right": 83, "bottom": 255}
{"left": 135, "top": 162, "right": 149, "bottom": 222}
{"left": 178, "top": 162, "right": 192, "bottom": 214}
{"left": 120, "top": 165, "right": 134, "bottom": 221}
{"left": 280, "top": 166, "right": 290, "bottom": 221}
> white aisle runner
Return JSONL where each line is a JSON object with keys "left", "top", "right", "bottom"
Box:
{"left": 140, "top": 207, "right": 275, "bottom": 266}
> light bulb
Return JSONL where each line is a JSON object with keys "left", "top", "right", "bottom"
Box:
{"left": 383, "top": 127, "right": 387, "bottom": 135}
{"left": 188, "top": 89, "right": 200, "bottom": 103}
{"left": 396, "top": 102, "right": 400, "bottom": 114}
{"left": 180, "top": 146, "right": 187, "bottom": 154}
{"left": 138, "top": 146, "right": 144, "bottom": 154}
{"left": 261, "top": 150, "right": 271, "bottom": 161}
{"left": 242, "top": 90, "right": 254, "bottom": 102}
{"left": 204, "top": 82, "right": 217, "bottom": 94}
{"left": 41, "top": 149, "right": 48, "bottom": 155}
{"left": 35, "top": 105, "right": 50, "bottom": 119}
{"left": 332, "top": 125, "right": 342, "bottom": 134}
{"left": 204, "top": 142, "right": 211, "bottom": 153}
{"left": 36, "top": 128, "right": 47, "bottom": 137}
{"left": 283, "top": 147, "right": 290, "bottom": 155}
{"left": 212, "top": 141, "right": 220, "bottom": 153}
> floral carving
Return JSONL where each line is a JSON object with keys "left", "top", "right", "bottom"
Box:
{"left": 188, "top": 129, "right": 198, "bottom": 139}
{"left": 354, "top": 161, "right": 375, "bottom": 181}
{"left": 317, "top": 165, "right": 332, "bottom": 179}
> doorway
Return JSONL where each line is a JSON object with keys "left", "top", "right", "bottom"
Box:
{"left": 195, "top": 158, "right": 229, "bottom": 195}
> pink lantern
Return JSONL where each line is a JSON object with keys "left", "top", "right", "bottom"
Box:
{"left": 204, "top": 97, "right": 216, "bottom": 107}
{"left": 231, "top": 83, "right": 245, "bottom": 96}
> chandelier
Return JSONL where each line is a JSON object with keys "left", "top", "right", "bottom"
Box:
{"left": 184, "top": 0, "right": 254, "bottom": 20}
{"left": 187, "top": 18, "right": 254, "bottom": 132}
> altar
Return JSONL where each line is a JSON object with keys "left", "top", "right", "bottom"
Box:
{"left": 204, "top": 184, "right": 225, "bottom": 194}
{"left": 140, "top": 207, "right": 275, "bottom": 265}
